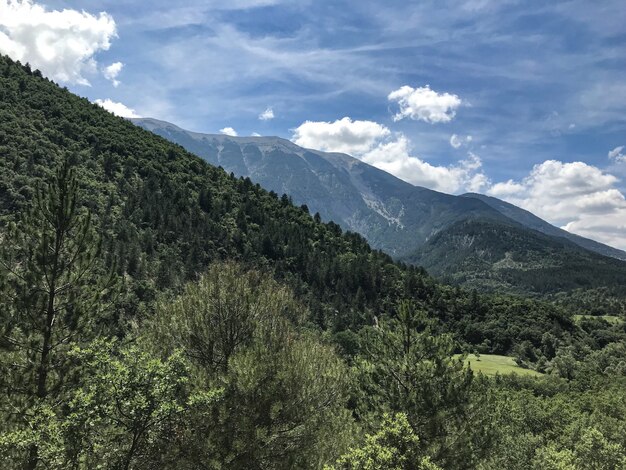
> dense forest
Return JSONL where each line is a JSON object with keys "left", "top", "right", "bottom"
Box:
{"left": 407, "top": 218, "right": 626, "bottom": 306}
{"left": 1, "top": 54, "right": 625, "bottom": 469}
{"left": 133, "top": 117, "right": 626, "bottom": 311}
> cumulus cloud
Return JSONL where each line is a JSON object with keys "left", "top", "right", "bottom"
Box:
{"left": 292, "top": 117, "right": 390, "bottom": 155}
{"left": 0, "top": 0, "right": 117, "bottom": 85}
{"left": 251, "top": 132, "right": 261, "bottom": 136}
{"left": 292, "top": 117, "right": 487, "bottom": 194}
{"left": 388, "top": 85, "right": 462, "bottom": 123}
{"left": 487, "top": 160, "right": 626, "bottom": 250}
{"left": 258, "top": 107, "right": 274, "bottom": 121}
{"left": 608, "top": 145, "right": 625, "bottom": 163}
{"left": 103, "top": 61, "right": 123, "bottom": 87}
{"left": 220, "top": 127, "right": 238, "bottom": 136}
{"left": 94, "top": 99, "right": 141, "bottom": 118}
{"left": 450, "top": 134, "right": 472, "bottom": 149}
{"left": 562, "top": 212, "right": 626, "bottom": 252}
{"left": 362, "top": 138, "right": 488, "bottom": 193}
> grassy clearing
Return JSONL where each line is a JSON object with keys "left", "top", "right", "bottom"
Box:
{"left": 455, "top": 354, "right": 543, "bottom": 377}
{"left": 573, "top": 314, "right": 624, "bottom": 325}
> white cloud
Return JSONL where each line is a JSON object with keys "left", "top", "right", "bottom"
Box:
{"left": 220, "top": 127, "right": 238, "bottom": 136}
{"left": 0, "top": 0, "right": 117, "bottom": 85}
{"left": 258, "top": 107, "right": 274, "bottom": 121}
{"left": 563, "top": 212, "right": 626, "bottom": 252}
{"left": 487, "top": 160, "right": 626, "bottom": 250}
{"left": 292, "top": 116, "right": 487, "bottom": 194}
{"left": 388, "top": 85, "right": 462, "bottom": 123}
{"left": 450, "top": 134, "right": 472, "bottom": 149}
{"left": 488, "top": 179, "right": 525, "bottom": 197}
{"left": 103, "top": 61, "right": 123, "bottom": 87}
{"left": 251, "top": 132, "right": 261, "bottom": 136}
{"left": 292, "top": 117, "right": 390, "bottom": 155}
{"left": 94, "top": 99, "right": 141, "bottom": 118}
{"left": 608, "top": 145, "right": 625, "bottom": 163}
{"left": 361, "top": 138, "right": 488, "bottom": 193}
{"left": 450, "top": 134, "right": 462, "bottom": 149}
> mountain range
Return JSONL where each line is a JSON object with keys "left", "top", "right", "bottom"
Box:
{"left": 133, "top": 118, "right": 626, "bottom": 297}
{"left": 4, "top": 54, "right": 626, "bottom": 470}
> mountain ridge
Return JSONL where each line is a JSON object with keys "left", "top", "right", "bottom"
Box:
{"left": 132, "top": 117, "right": 626, "bottom": 262}
{"left": 461, "top": 192, "right": 626, "bottom": 261}
{"left": 132, "top": 117, "right": 515, "bottom": 258}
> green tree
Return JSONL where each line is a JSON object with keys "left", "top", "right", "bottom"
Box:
{"left": 0, "top": 159, "right": 115, "bottom": 468}
{"left": 148, "top": 261, "right": 304, "bottom": 373}
{"left": 0, "top": 340, "right": 219, "bottom": 470}
{"left": 146, "top": 262, "right": 353, "bottom": 468}
{"left": 63, "top": 340, "right": 219, "bottom": 470}
{"left": 355, "top": 301, "right": 489, "bottom": 469}
{"left": 572, "top": 427, "right": 626, "bottom": 470}
{"left": 329, "top": 413, "right": 441, "bottom": 470}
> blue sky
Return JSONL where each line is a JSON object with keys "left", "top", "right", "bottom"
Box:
{"left": 1, "top": 0, "right": 626, "bottom": 248}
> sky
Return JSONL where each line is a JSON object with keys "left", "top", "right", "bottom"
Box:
{"left": 1, "top": 0, "right": 625, "bottom": 249}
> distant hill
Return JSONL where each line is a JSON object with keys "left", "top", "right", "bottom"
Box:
{"left": 461, "top": 193, "right": 626, "bottom": 261}
{"left": 132, "top": 118, "right": 626, "bottom": 300}
{"left": 133, "top": 118, "right": 509, "bottom": 259}
{"left": 404, "top": 218, "right": 626, "bottom": 297}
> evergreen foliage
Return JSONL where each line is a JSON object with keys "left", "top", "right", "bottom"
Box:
{"left": 0, "top": 54, "right": 625, "bottom": 468}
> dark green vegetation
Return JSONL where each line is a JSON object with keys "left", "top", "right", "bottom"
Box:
{"left": 1, "top": 55, "right": 626, "bottom": 468}
{"left": 134, "top": 118, "right": 626, "bottom": 309}
{"left": 406, "top": 218, "right": 626, "bottom": 295}
{"left": 461, "top": 192, "right": 626, "bottom": 261}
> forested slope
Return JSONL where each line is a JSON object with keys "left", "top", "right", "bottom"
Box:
{"left": 407, "top": 218, "right": 626, "bottom": 296}
{"left": 1, "top": 55, "right": 626, "bottom": 470}
{"left": 0, "top": 54, "right": 579, "bottom": 352}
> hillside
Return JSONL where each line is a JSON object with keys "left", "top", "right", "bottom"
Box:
{"left": 0, "top": 54, "right": 581, "bottom": 352}
{"left": 2, "top": 56, "right": 626, "bottom": 470}
{"left": 462, "top": 192, "right": 626, "bottom": 260}
{"left": 133, "top": 118, "right": 626, "bottom": 302}
{"left": 405, "top": 218, "right": 626, "bottom": 304}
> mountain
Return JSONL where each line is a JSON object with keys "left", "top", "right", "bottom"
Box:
{"left": 0, "top": 53, "right": 579, "bottom": 349}
{"left": 132, "top": 118, "right": 626, "bottom": 300}
{"left": 462, "top": 192, "right": 626, "bottom": 261}
{"left": 404, "top": 218, "right": 626, "bottom": 297}
{"left": 133, "top": 118, "right": 510, "bottom": 259}
{"left": 2, "top": 56, "right": 625, "bottom": 470}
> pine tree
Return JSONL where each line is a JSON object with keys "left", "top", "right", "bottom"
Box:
{"left": 0, "top": 158, "right": 115, "bottom": 469}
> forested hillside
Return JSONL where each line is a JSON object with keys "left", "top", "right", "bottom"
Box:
{"left": 1, "top": 55, "right": 626, "bottom": 469}
{"left": 461, "top": 193, "right": 626, "bottom": 260}
{"left": 407, "top": 218, "right": 626, "bottom": 295}
{"left": 0, "top": 54, "right": 583, "bottom": 351}
{"left": 134, "top": 118, "right": 626, "bottom": 306}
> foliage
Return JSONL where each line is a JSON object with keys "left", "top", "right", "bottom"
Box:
{"left": 0, "top": 159, "right": 116, "bottom": 469}
{"left": 329, "top": 413, "right": 441, "bottom": 470}
{"left": 1, "top": 54, "right": 626, "bottom": 469}
{"left": 146, "top": 261, "right": 354, "bottom": 469}
{"left": 353, "top": 301, "right": 492, "bottom": 468}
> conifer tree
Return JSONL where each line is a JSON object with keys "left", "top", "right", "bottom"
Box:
{"left": 0, "top": 157, "right": 115, "bottom": 469}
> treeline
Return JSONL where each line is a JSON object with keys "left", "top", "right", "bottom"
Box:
{"left": 0, "top": 53, "right": 600, "bottom": 355}
{"left": 0, "top": 165, "right": 625, "bottom": 468}
{"left": 1, "top": 54, "right": 626, "bottom": 468}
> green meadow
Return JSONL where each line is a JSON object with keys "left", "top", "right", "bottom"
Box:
{"left": 573, "top": 314, "right": 624, "bottom": 325}
{"left": 457, "top": 354, "right": 544, "bottom": 377}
